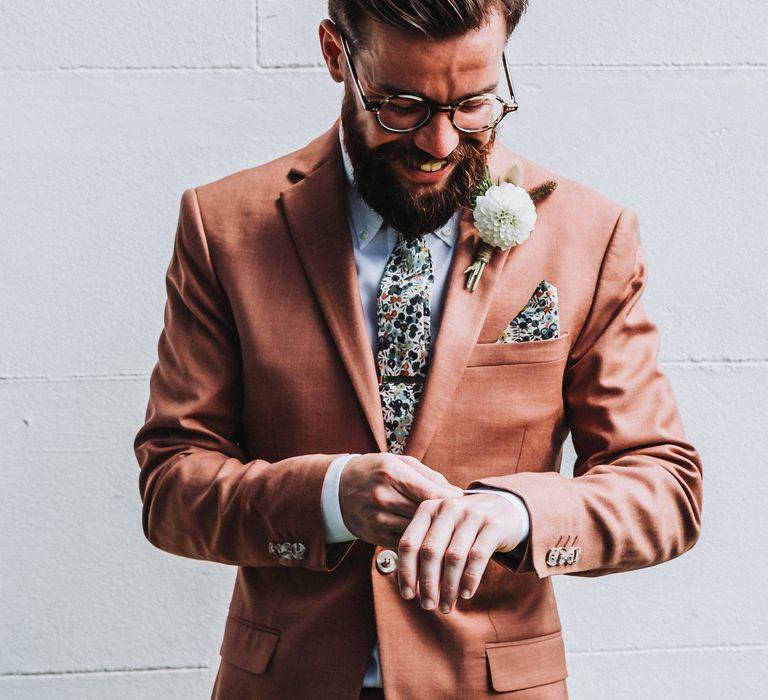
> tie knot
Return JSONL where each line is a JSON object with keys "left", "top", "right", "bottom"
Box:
{"left": 394, "top": 234, "right": 431, "bottom": 278}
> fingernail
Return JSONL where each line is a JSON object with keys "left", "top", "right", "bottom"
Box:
{"left": 421, "top": 598, "right": 435, "bottom": 610}
{"left": 460, "top": 589, "right": 472, "bottom": 599}
{"left": 439, "top": 602, "right": 451, "bottom": 614}
{"left": 401, "top": 586, "right": 414, "bottom": 599}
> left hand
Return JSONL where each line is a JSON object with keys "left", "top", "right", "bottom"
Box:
{"left": 397, "top": 493, "right": 524, "bottom": 614}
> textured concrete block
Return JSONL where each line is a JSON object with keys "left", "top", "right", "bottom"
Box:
{"left": 258, "top": 0, "right": 327, "bottom": 67}
{"left": 507, "top": 0, "right": 768, "bottom": 66}
{"left": 0, "top": 70, "right": 343, "bottom": 378}
{"left": 257, "top": 0, "right": 768, "bottom": 67}
{"left": 0, "top": 1, "right": 255, "bottom": 69}
{"left": 0, "top": 667, "right": 218, "bottom": 700}
{"left": 498, "top": 67, "right": 767, "bottom": 362}
{"left": 0, "top": 377, "right": 234, "bottom": 674}
{"left": 567, "top": 646, "right": 767, "bottom": 699}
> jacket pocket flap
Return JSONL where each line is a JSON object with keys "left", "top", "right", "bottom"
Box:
{"left": 219, "top": 614, "right": 280, "bottom": 675}
{"left": 486, "top": 631, "right": 567, "bottom": 692}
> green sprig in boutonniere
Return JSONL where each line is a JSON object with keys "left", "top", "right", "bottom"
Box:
{"left": 464, "top": 164, "right": 557, "bottom": 292}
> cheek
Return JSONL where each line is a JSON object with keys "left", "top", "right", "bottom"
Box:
{"left": 462, "top": 132, "right": 492, "bottom": 150}
{"left": 365, "top": 128, "right": 409, "bottom": 152}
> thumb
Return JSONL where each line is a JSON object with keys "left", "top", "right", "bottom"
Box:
{"left": 399, "top": 456, "right": 456, "bottom": 486}
{"left": 394, "top": 458, "right": 463, "bottom": 501}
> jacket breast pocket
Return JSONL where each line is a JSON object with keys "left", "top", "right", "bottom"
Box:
{"left": 467, "top": 333, "right": 570, "bottom": 367}
{"left": 461, "top": 333, "right": 570, "bottom": 427}
{"left": 219, "top": 613, "right": 280, "bottom": 675}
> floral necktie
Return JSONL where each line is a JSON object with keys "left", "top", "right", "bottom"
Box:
{"left": 376, "top": 233, "right": 434, "bottom": 454}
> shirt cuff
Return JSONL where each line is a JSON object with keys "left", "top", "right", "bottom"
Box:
{"left": 321, "top": 453, "right": 360, "bottom": 544}
{"left": 463, "top": 488, "right": 531, "bottom": 543}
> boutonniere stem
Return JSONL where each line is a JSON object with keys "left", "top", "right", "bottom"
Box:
{"left": 464, "top": 166, "right": 557, "bottom": 292}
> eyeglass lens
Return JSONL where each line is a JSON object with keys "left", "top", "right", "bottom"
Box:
{"left": 378, "top": 95, "right": 504, "bottom": 132}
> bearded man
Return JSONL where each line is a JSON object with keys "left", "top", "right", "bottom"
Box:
{"left": 134, "top": 1, "right": 702, "bottom": 698}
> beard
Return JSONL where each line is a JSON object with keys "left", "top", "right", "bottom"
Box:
{"left": 341, "top": 90, "right": 494, "bottom": 240}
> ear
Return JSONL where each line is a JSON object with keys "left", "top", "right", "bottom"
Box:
{"left": 319, "top": 19, "right": 345, "bottom": 83}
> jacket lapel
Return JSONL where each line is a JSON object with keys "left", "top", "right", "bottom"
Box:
{"left": 403, "top": 209, "right": 515, "bottom": 460}
{"left": 279, "top": 134, "right": 388, "bottom": 452}
{"left": 404, "top": 145, "right": 537, "bottom": 461}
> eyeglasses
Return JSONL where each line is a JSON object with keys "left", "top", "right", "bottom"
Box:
{"left": 339, "top": 32, "right": 519, "bottom": 134}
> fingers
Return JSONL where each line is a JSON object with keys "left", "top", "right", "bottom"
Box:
{"left": 437, "top": 518, "right": 484, "bottom": 612}
{"left": 449, "top": 525, "right": 497, "bottom": 607}
{"left": 397, "top": 495, "right": 511, "bottom": 615}
{"left": 397, "top": 501, "right": 436, "bottom": 601}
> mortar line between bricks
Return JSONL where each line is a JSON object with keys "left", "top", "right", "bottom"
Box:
{"left": 663, "top": 359, "right": 768, "bottom": 367}
{"left": 0, "top": 62, "right": 767, "bottom": 75}
{"left": 0, "top": 372, "right": 151, "bottom": 384}
{"left": 3, "top": 645, "right": 765, "bottom": 678}
{"left": 0, "top": 358, "right": 768, "bottom": 385}
{"left": 1, "top": 359, "right": 766, "bottom": 384}
{"left": 0, "top": 664, "right": 209, "bottom": 680}
{"left": 569, "top": 643, "right": 767, "bottom": 657}
{"left": 257, "top": 61, "right": 768, "bottom": 71}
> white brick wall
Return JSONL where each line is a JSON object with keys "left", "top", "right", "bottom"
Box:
{"left": 1, "top": 2, "right": 765, "bottom": 697}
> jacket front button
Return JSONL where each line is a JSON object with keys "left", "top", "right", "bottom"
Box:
{"left": 376, "top": 549, "right": 398, "bottom": 574}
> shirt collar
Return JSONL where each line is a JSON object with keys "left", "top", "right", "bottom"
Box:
{"left": 338, "top": 126, "right": 459, "bottom": 252}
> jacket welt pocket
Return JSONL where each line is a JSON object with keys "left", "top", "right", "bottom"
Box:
{"left": 219, "top": 613, "right": 280, "bottom": 675}
{"left": 467, "top": 333, "right": 570, "bottom": 368}
{"left": 486, "top": 631, "right": 567, "bottom": 692}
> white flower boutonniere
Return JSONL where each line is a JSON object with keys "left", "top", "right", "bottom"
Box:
{"left": 464, "top": 165, "right": 557, "bottom": 292}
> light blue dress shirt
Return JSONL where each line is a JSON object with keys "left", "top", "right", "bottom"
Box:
{"left": 319, "top": 130, "right": 530, "bottom": 687}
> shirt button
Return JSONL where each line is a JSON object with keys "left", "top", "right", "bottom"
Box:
{"left": 376, "top": 549, "right": 398, "bottom": 574}
{"left": 360, "top": 229, "right": 369, "bottom": 240}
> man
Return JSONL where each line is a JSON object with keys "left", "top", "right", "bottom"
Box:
{"left": 134, "top": 1, "right": 702, "bottom": 698}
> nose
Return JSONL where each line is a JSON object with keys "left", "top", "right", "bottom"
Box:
{"left": 412, "top": 111, "right": 460, "bottom": 160}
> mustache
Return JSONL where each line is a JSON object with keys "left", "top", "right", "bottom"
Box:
{"left": 370, "top": 139, "right": 489, "bottom": 170}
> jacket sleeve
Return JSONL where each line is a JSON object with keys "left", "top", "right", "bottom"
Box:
{"left": 134, "top": 188, "right": 354, "bottom": 570}
{"left": 470, "top": 207, "right": 703, "bottom": 578}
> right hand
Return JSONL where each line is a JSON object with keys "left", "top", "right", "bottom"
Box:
{"left": 338, "top": 453, "right": 463, "bottom": 548}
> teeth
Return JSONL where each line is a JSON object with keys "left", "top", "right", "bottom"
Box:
{"left": 418, "top": 160, "right": 447, "bottom": 172}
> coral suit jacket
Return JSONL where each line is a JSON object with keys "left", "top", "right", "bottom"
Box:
{"left": 134, "top": 124, "right": 702, "bottom": 699}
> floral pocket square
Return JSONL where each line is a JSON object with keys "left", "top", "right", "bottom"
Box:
{"left": 496, "top": 280, "right": 560, "bottom": 343}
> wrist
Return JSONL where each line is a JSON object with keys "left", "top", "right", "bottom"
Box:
{"left": 321, "top": 454, "right": 360, "bottom": 543}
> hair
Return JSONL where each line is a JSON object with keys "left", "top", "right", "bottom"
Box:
{"left": 328, "top": 0, "right": 528, "bottom": 46}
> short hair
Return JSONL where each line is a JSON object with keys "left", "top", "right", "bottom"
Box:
{"left": 328, "top": 0, "right": 529, "bottom": 46}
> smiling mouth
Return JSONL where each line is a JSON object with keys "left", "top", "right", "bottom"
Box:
{"left": 417, "top": 159, "right": 448, "bottom": 172}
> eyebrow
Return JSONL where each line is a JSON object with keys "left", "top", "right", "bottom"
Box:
{"left": 373, "top": 82, "right": 500, "bottom": 102}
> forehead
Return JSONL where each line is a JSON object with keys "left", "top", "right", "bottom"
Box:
{"left": 354, "top": 13, "right": 508, "bottom": 100}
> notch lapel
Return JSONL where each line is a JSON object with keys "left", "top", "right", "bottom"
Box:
{"left": 403, "top": 208, "right": 516, "bottom": 460}
{"left": 279, "top": 145, "right": 388, "bottom": 452}
{"left": 404, "top": 145, "right": 541, "bottom": 462}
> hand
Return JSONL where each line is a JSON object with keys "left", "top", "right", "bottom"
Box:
{"left": 339, "top": 453, "right": 463, "bottom": 548}
{"left": 397, "top": 493, "right": 524, "bottom": 614}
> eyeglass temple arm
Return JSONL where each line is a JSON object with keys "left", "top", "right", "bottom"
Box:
{"left": 339, "top": 33, "right": 378, "bottom": 111}
{"left": 502, "top": 52, "right": 518, "bottom": 109}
